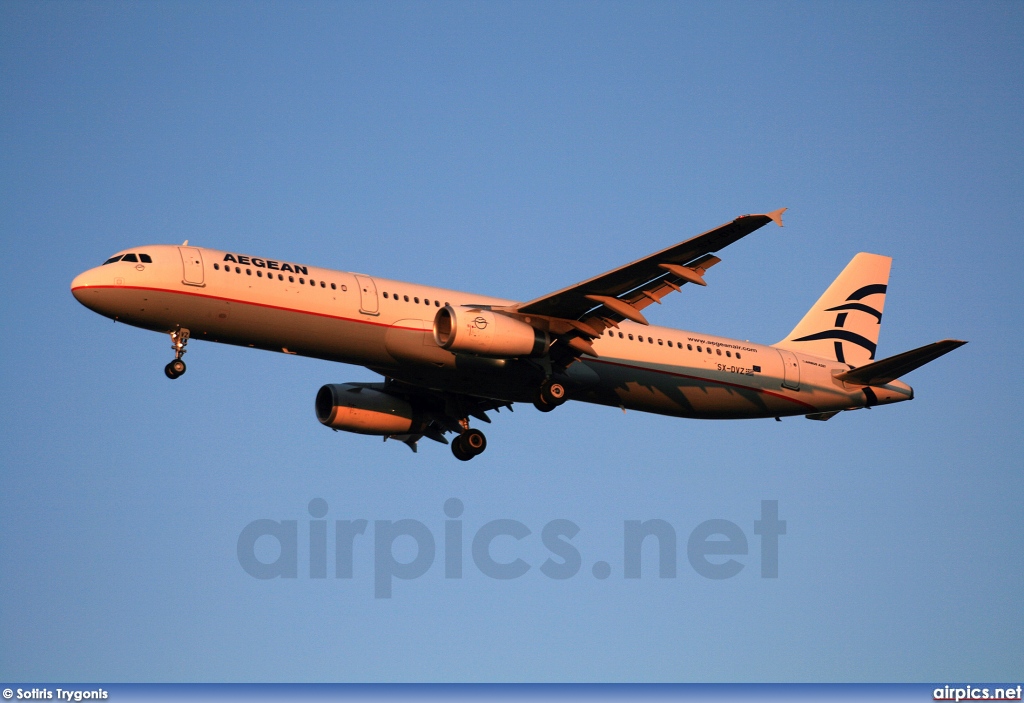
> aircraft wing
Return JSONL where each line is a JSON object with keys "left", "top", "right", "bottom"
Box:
{"left": 508, "top": 209, "right": 785, "bottom": 324}
{"left": 493, "top": 210, "right": 784, "bottom": 363}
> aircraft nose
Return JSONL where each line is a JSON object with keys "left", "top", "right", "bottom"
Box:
{"left": 71, "top": 268, "right": 97, "bottom": 304}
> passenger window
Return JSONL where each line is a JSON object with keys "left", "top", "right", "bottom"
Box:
{"left": 342, "top": 285, "right": 347, "bottom": 291}
{"left": 435, "top": 300, "right": 440, "bottom": 307}
{"left": 726, "top": 351, "right": 731, "bottom": 357}
{"left": 214, "top": 263, "right": 220, "bottom": 270}
{"left": 628, "top": 334, "right": 634, "bottom": 340}
{"left": 331, "top": 283, "right": 336, "bottom": 290}
{"left": 687, "top": 344, "right": 693, "bottom": 351}
{"left": 246, "top": 269, "right": 251, "bottom": 275}
{"left": 257, "top": 270, "right": 263, "bottom": 277}
{"left": 404, "top": 295, "right": 409, "bottom": 302}
{"left": 299, "top": 278, "right": 304, "bottom": 284}
{"left": 236, "top": 267, "right": 241, "bottom": 273}
{"left": 414, "top": 297, "right": 419, "bottom": 303}
{"left": 707, "top": 348, "right": 712, "bottom": 354}
{"left": 102, "top": 255, "right": 122, "bottom": 265}
{"left": 736, "top": 352, "right": 742, "bottom": 359}
{"left": 122, "top": 253, "right": 139, "bottom": 262}
{"left": 716, "top": 349, "right": 721, "bottom": 355}
{"left": 658, "top": 339, "right": 663, "bottom": 346}
{"left": 618, "top": 332, "right": 623, "bottom": 338}
{"left": 696, "top": 346, "right": 701, "bottom": 352}
{"left": 139, "top": 254, "right": 152, "bottom": 263}
{"left": 289, "top": 276, "right": 294, "bottom": 282}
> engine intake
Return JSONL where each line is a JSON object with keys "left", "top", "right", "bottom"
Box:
{"left": 433, "top": 305, "right": 548, "bottom": 358}
{"left": 315, "top": 384, "right": 426, "bottom": 435}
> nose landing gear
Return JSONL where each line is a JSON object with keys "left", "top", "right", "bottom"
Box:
{"left": 165, "top": 358, "right": 186, "bottom": 379}
{"left": 451, "top": 427, "right": 487, "bottom": 461}
{"left": 164, "top": 328, "right": 190, "bottom": 379}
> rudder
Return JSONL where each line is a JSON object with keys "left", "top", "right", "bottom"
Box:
{"left": 775, "top": 252, "right": 891, "bottom": 367}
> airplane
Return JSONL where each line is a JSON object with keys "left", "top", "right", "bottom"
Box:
{"left": 70, "top": 209, "right": 965, "bottom": 460}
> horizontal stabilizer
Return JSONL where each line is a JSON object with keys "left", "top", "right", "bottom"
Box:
{"left": 835, "top": 339, "right": 967, "bottom": 386}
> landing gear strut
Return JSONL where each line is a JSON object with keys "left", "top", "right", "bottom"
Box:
{"left": 451, "top": 428, "right": 487, "bottom": 461}
{"left": 533, "top": 379, "right": 566, "bottom": 412}
{"left": 164, "top": 328, "right": 190, "bottom": 379}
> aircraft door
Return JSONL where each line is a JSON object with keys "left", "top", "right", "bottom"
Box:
{"left": 777, "top": 348, "right": 800, "bottom": 390}
{"left": 355, "top": 274, "right": 379, "bottom": 315}
{"left": 179, "top": 247, "right": 205, "bottom": 286}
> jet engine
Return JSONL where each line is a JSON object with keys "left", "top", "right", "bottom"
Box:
{"left": 433, "top": 305, "right": 549, "bottom": 358}
{"left": 315, "top": 384, "right": 427, "bottom": 435}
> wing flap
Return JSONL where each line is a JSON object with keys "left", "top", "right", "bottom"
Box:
{"left": 620, "top": 255, "right": 722, "bottom": 315}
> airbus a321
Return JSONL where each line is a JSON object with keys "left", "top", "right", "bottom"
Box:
{"left": 71, "top": 209, "right": 964, "bottom": 460}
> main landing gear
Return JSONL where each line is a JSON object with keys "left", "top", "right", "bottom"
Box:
{"left": 533, "top": 379, "right": 567, "bottom": 413}
{"left": 164, "top": 328, "right": 190, "bottom": 379}
{"left": 451, "top": 427, "right": 487, "bottom": 461}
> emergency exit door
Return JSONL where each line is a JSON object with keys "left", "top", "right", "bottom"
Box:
{"left": 354, "top": 274, "right": 379, "bottom": 315}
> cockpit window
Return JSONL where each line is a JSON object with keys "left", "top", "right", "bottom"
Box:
{"left": 103, "top": 255, "right": 123, "bottom": 265}
{"left": 121, "top": 253, "right": 139, "bottom": 262}
{"left": 139, "top": 254, "right": 152, "bottom": 263}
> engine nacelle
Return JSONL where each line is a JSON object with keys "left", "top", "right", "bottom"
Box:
{"left": 315, "top": 384, "right": 426, "bottom": 435}
{"left": 433, "top": 305, "right": 548, "bottom": 358}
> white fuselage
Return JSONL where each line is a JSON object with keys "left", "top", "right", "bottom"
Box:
{"left": 71, "top": 244, "right": 912, "bottom": 420}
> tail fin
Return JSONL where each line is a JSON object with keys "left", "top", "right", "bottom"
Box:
{"left": 775, "top": 252, "right": 891, "bottom": 367}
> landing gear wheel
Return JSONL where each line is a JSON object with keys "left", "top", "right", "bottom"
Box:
{"left": 164, "top": 360, "right": 186, "bottom": 379}
{"left": 451, "top": 428, "right": 487, "bottom": 460}
{"left": 536, "top": 379, "right": 567, "bottom": 408}
{"left": 451, "top": 436, "right": 473, "bottom": 461}
{"left": 461, "top": 428, "right": 487, "bottom": 455}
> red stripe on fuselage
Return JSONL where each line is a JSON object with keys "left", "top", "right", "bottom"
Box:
{"left": 71, "top": 284, "right": 424, "bottom": 331}
{"left": 74, "top": 283, "right": 819, "bottom": 412}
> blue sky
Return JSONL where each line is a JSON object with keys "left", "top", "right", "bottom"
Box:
{"left": 1, "top": 1, "right": 1021, "bottom": 682}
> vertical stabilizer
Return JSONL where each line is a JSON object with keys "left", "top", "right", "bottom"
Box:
{"left": 775, "top": 252, "right": 891, "bottom": 367}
